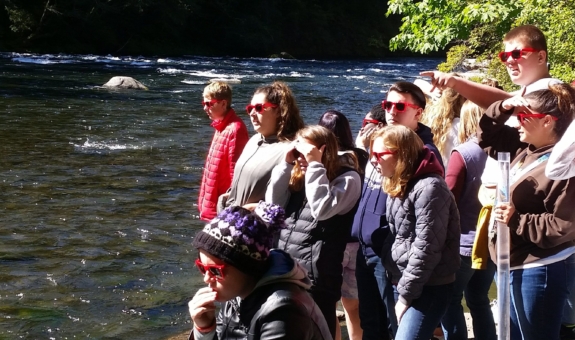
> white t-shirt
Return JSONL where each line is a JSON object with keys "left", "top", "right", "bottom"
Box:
{"left": 510, "top": 77, "right": 563, "bottom": 95}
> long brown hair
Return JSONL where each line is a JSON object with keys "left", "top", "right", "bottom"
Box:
{"left": 289, "top": 125, "right": 340, "bottom": 192}
{"left": 254, "top": 81, "right": 305, "bottom": 141}
{"left": 370, "top": 125, "right": 424, "bottom": 198}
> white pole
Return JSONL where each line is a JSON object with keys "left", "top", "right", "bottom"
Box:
{"left": 497, "top": 152, "right": 511, "bottom": 340}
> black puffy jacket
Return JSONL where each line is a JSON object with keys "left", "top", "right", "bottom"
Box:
{"left": 191, "top": 250, "right": 332, "bottom": 340}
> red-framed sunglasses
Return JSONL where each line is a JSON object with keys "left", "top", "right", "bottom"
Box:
{"left": 498, "top": 48, "right": 539, "bottom": 62}
{"left": 371, "top": 150, "right": 396, "bottom": 162}
{"left": 202, "top": 99, "right": 222, "bottom": 108}
{"left": 517, "top": 112, "right": 558, "bottom": 125}
{"left": 246, "top": 103, "right": 278, "bottom": 114}
{"left": 382, "top": 100, "right": 420, "bottom": 113}
{"left": 362, "top": 118, "right": 381, "bottom": 127}
{"left": 195, "top": 258, "right": 225, "bottom": 280}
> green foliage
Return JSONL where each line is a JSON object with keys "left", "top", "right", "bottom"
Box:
{"left": 386, "top": 0, "right": 519, "bottom": 54}
{"left": 5, "top": 6, "right": 34, "bottom": 33}
{"left": 437, "top": 45, "right": 472, "bottom": 72}
{"left": 0, "top": 0, "right": 402, "bottom": 58}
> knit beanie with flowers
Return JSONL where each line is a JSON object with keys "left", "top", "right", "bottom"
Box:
{"left": 192, "top": 201, "right": 286, "bottom": 277}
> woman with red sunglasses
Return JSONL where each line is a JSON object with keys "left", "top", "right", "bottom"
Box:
{"left": 218, "top": 81, "right": 304, "bottom": 212}
{"left": 189, "top": 202, "right": 331, "bottom": 340}
{"left": 370, "top": 125, "right": 460, "bottom": 340}
{"left": 477, "top": 83, "right": 575, "bottom": 340}
{"left": 265, "top": 125, "right": 362, "bottom": 339}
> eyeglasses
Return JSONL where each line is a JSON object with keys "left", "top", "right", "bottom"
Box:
{"left": 517, "top": 112, "right": 558, "bottom": 125}
{"left": 382, "top": 100, "right": 420, "bottom": 113}
{"left": 498, "top": 48, "right": 539, "bottom": 62}
{"left": 195, "top": 258, "right": 225, "bottom": 280}
{"left": 362, "top": 118, "right": 381, "bottom": 127}
{"left": 246, "top": 103, "right": 278, "bottom": 114}
{"left": 371, "top": 150, "right": 396, "bottom": 162}
{"left": 202, "top": 99, "right": 222, "bottom": 108}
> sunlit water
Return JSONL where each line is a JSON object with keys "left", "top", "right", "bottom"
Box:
{"left": 0, "top": 52, "right": 442, "bottom": 339}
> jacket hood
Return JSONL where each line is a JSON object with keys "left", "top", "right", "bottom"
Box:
{"left": 413, "top": 146, "right": 444, "bottom": 179}
{"left": 416, "top": 122, "right": 435, "bottom": 146}
{"left": 254, "top": 249, "right": 312, "bottom": 291}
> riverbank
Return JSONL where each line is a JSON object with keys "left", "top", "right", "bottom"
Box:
{"left": 164, "top": 312, "right": 478, "bottom": 340}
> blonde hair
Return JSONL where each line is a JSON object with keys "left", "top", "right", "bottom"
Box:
{"left": 458, "top": 100, "right": 483, "bottom": 144}
{"left": 254, "top": 81, "right": 304, "bottom": 141}
{"left": 420, "top": 77, "right": 466, "bottom": 162}
{"left": 203, "top": 82, "right": 232, "bottom": 109}
{"left": 289, "top": 125, "right": 340, "bottom": 192}
{"left": 370, "top": 125, "right": 423, "bottom": 198}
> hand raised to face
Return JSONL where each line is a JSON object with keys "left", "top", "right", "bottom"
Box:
{"left": 501, "top": 87, "right": 530, "bottom": 113}
{"left": 294, "top": 140, "right": 325, "bottom": 165}
{"left": 188, "top": 287, "right": 218, "bottom": 330}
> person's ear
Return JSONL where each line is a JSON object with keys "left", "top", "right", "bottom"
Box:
{"left": 538, "top": 50, "right": 547, "bottom": 64}
{"left": 415, "top": 108, "right": 423, "bottom": 121}
{"left": 544, "top": 116, "right": 556, "bottom": 127}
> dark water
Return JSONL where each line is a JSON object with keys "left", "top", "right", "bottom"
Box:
{"left": 0, "top": 53, "right": 441, "bottom": 339}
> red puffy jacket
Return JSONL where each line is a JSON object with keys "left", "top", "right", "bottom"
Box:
{"left": 198, "top": 109, "right": 249, "bottom": 221}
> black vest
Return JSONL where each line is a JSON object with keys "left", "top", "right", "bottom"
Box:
{"left": 278, "top": 167, "right": 359, "bottom": 299}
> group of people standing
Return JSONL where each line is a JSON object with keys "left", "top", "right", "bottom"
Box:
{"left": 188, "top": 23, "right": 575, "bottom": 340}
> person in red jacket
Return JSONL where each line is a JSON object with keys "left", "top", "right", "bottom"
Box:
{"left": 198, "top": 82, "right": 249, "bottom": 221}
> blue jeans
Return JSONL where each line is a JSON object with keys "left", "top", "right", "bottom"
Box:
{"left": 509, "top": 258, "right": 575, "bottom": 340}
{"left": 441, "top": 255, "right": 496, "bottom": 340}
{"left": 355, "top": 249, "right": 397, "bottom": 340}
{"left": 395, "top": 283, "right": 453, "bottom": 340}
{"left": 563, "top": 253, "right": 575, "bottom": 325}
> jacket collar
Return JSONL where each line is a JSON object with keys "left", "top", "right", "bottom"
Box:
{"left": 258, "top": 133, "right": 280, "bottom": 144}
{"left": 211, "top": 108, "right": 238, "bottom": 132}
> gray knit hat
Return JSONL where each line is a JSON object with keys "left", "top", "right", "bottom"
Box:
{"left": 192, "top": 201, "right": 286, "bottom": 277}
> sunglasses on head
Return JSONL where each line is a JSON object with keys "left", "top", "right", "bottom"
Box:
{"left": 202, "top": 99, "right": 222, "bottom": 108}
{"left": 516, "top": 112, "right": 558, "bottom": 125}
{"left": 382, "top": 100, "right": 420, "bottom": 113}
{"left": 362, "top": 118, "right": 381, "bottom": 127}
{"left": 371, "top": 150, "right": 396, "bottom": 162}
{"left": 246, "top": 103, "right": 278, "bottom": 114}
{"left": 195, "top": 258, "right": 225, "bottom": 280}
{"left": 498, "top": 48, "right": 539, "bottom": 62}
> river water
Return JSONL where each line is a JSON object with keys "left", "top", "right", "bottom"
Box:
{"left": 0, "top": 52, "right": 441, "bottom": 339}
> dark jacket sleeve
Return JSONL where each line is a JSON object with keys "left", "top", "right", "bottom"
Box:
{"left": 254, "top": 297, "right": 329, "bottom": 340}
{"left": 510, "top": 177, "right": 575, "bottom": 249}
{"left": 477, "top": 100, "right": 527, "bottom": 161}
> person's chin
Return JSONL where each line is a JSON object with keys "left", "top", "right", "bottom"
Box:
{"left": 508, "top": 71, "right": 523, "bottom": 83}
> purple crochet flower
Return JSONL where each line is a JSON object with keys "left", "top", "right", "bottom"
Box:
{"left": 254, "top": 201, "right": 286, "bottom": 232}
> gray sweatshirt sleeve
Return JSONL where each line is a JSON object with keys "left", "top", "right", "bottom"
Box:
{"left": 265, "top": 161, "right": 294, "bottom": 209}
{"left": 546, "top": 119, "right": 575, "bottom": 180}
{"left": 304, "top": 161, "right": 361, "bottom": 220}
